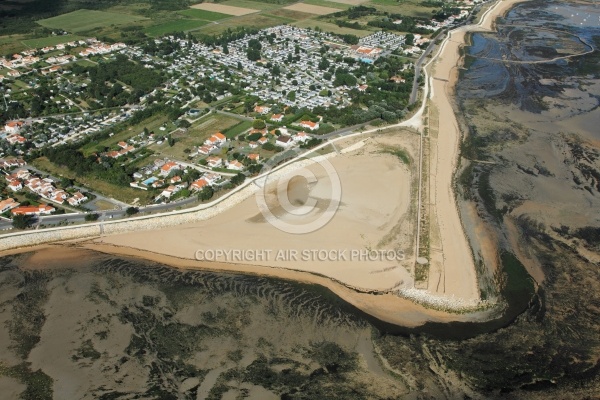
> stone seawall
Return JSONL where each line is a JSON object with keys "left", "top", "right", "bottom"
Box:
{"left": 0, "top": 156, "right": 324, "bottom": 253}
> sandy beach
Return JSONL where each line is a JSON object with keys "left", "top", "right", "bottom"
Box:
{"left": 94, "top": 133, "right": 419, "bottom": 293}
{"left": 422, "top": 0, "right": 529, "bottom": 302}
{"left": 0, "top": 0, "right": 528, "bottom": 327}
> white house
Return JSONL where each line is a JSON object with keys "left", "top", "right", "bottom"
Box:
{"left": 8, "top": 180, "right": 22, "bottom": 192}
{"left": 276, "top": 135, "right": 293, "bottom": 148}
{"left": 299, "top": 120, "right": 319, "bottom": 131}
{"left": 4, "top": 121, "right": 23, "bottom": 133}
{"left": 227, "top": 159, "right": 244, "bottom": 171}
{"left": 270, "top": 113, "right": 284, "bottom": 122}
{"left": 206, "top": 156, "right": 223, "bottom": 168}
{"left": 0, "top": 198, "right": 19, "bottom": 213}
{"left": 68, "top": 192, "right": 88, "bottom": 206}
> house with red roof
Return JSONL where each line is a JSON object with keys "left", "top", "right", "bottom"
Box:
{"left": 11, "top": 204, "right": 55, "bottom": 216}
{"left": 299, "top": 120, "right": 319, "bottom": 131}
{"left": 206, "top": 156, "right": 223, "bottom": 168}
{"left": 160, "top": 161, "right": 180, "bottom": 176}
{"left": 190, "top": 178, "right": 209, "bottom": 191}
{"left": 0, "top": 198, "right": 19, "bottom": 213}
{"left": 4, "top": 121, "right": 23, "bottom": 134}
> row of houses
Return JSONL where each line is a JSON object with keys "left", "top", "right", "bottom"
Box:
{"left": 4, "top": 169, "right": 88, "bottom": 206}
{"left": 0, "top": 196, "right": 55, "bottom": 216}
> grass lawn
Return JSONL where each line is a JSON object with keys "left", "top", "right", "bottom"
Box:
{"left": 32, "top": 157, "right": 152, "bottom": 204}
{"left": 145, "top": 19, "right": 211, "bottom": 37}
{"left": 12, "top": 80, "right": 29, "bottom": 89}
{"left": 150, "top": 114, "right": 240, "bottom": 160}
{"left": 91, "top": 199, "right": 119, "bottom": 211}
{"left": 178, "top": 9, "right": 231, "bottom": 21}
{"left": 223, "top": 120, "right": 252, "bottom": 138}
{"left": 37, "top": 10, "right": 148, "bottom": 33}
{"left": 21, "top": 34, "right": 83, "bottom": 48}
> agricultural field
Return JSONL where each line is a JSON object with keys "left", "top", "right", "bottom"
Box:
{"left": 21, "top": 34, "right": 83, "bottom": 48}
{"left": 365, "top": 0, "right": 437, "bottom": 18}
{"left": 190, "top": 3, "right": 259, "bottom": 16}
{"left": 178, "top": 9, "right": 231, "bottom": 21}
{"left": 268, "top": 8, "right": 316, "bottom": 21}
{"left": 327, "top": 0, "right": 367, "bottom": 5}
{"left": 145, "top": 19, "right": 211, "bottom": 37}
{"left": 0, "top": 34, "right": 27, "bottom": 55}
{"left": 223, "top": 120, "right": 253, "bottom": 139}
{"left": 220, "top": 0, "right": 282, "bottom": 12}
{"left": 195, "top": 14, "right": 294, "bottom": 35}
{"left": 303, "top": 0, "right": 353, "bottom": 10}
{"left": 283, "top": 3, "right": 342, "bottom": 15}
{"left": 37, "top": 10, "right": 148, "bottom": 33}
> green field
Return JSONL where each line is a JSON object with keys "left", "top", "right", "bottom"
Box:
{"left": 220, "top": 0, "right": 283, "bottom": 11}
{"left": 223, "top": 120, "right": 252, "bottom": 138}
{"left": 21, "top": 34, "right": 83, "bottom": 48}
{"left": 150, "top": 114, "right": 240, "bottom": 160}
{"left": 37, "top": 10, "right": 148, "bottom": 33}
{"left": 0, "top": 34, "right": 27, "bottom": 55}
{"left": 81, "top": 113, "right": 173, "bottom": 157}
{"left": 75, "top": 59, "right": 97, "bottom": 67}
{"left": 366, "top": 0, "right": 435, "bottom": 18}
{"left": 178, "top": 9, "right": 231, "bottom": 21}
{"left": 303, "top": 0, "right": 352, "bottom": 10}
{"left": 196, "top": 13, "right": 293, "bottom": 35}
{"left": 145, "top": 19, "right": 211, "bottom": 37}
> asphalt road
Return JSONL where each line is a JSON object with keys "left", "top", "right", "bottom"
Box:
{"left": 0, "top": 193, "right": 202, "bottom": 230}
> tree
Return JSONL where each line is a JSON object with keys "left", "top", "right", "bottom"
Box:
{"left": 12, "top": 214, "right": 35, "bottom": 230}
{"left": 247, "top": 48, "right": 261, "bottom": 61}
{"left": 126, "top": 207, "right": 139, "bottom": 216}
{"left": 223, "top": 43, "right": 229, "bottom": 54}
{"left": 60, "top": 177, "right": 73, "bottom": 188}
{"left": 252, "top": 119, "right": 266, "bottom": 129}
{"left": 318, "top": 57, "right": 330, "bottom": 71}
{"left": 198, "top": 186, "right": 214, "bottom": 201}
{"left": 247, "top": 132, "right": 262, "bottom": 141}
{"left": 178, "top": 119, "right": 191, "bottom": 128}
{"left": 85, "top": 213, "right": 100, "bottom": 221}
{"left": 287, "top": 91, "right": 296, "bottom": 101}
{"left": 230, "top": 173, "right": 246, "bottom": 186}
{"left": 405, "top": 33, "right": 415, "bottom": 46}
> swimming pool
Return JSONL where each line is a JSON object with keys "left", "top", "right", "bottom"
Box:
{"left": 143, "top": 176, "right": 158, "bottom": 186}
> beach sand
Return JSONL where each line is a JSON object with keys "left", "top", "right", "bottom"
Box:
{"left": 94, "top": 133, "right": 418, "bottom": 293}
{"left": 422, "top": 0, "right": 529, "bottom": 302}
{"left": 0, "top": 0, "right": 528, "bottom": 328}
